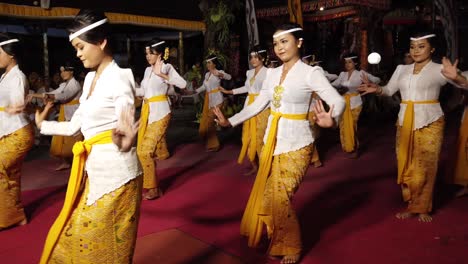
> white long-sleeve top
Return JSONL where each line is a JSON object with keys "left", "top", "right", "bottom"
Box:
{"left": 229, "top": 60, "right": 345, "bottom": 155}
{"left": 40, "top": 61, "right": 141, "bottom": 205}
{"left": 48, "top": 77, "right": 82, "bottom": 121}
{"left": 382, "top": 61, "right": 466, "bottom": 130}
{"left": 135, "top": 64, "right": 186, "bottom": 123}
{"left": 233, "top": 67, "right": 268, "bottom": 108}
{"left": 0, "top": 65, "right": 29, "bottom": 138}
{"left": 196, "top": 70, "right": 232, "bottom": 108}
{"left": 332, "top": 70, "right": 380, "bottom": 109}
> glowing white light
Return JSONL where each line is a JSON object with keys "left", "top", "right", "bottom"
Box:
{"left": 368, "top": 52, "right": 381, "bottom": 65}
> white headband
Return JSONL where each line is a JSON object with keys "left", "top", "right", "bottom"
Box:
{"left": 151, "top": 41, "right": 165, "bottom": 47}
{"left": 311, "top": 61, "right": 322, "bottom": 64}
{"left": 273, "top": 27, "right": 303, "bottom": 38}
{"left": 69, "top": 18, "right": 108, "bottom": 41}
{"left": 250, "top": 50, "right": 267, "bottom": 56}
{"left": 302, "top": 55, "right": 312, "bottom": 59}
{"left": 206, "top": 56, "right": 217, "bottom": 62}
{"left": 0, "top": 39, "right": 19, "bottom": 46}
{"left": 344, "top": 56, "right": 357, "bottom": 60}
{"left": 410, "top": 34, "right": 436, "bottom": 41}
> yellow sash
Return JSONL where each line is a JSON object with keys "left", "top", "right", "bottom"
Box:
{"left": 57, "top": 100, "right": 80, "bottom": 122}
{"left": 240, "top": 110, "right": 307, "bottom": 247}
{"left": 199, "top": 88, "right": 220, "bottom": 137}
{"left": 238, "top": 93, "right": 259, "bottom": 164}
{"left": 137, "top": 95, "right": 168, "bottom": 150}
{"left": 0, "top": 107, "right": 4, "bottom": 111}
{"left": 342, "top": 93, "right": 360, "bottom": 152}
{"left": 397, "top": 100, "right": 439, "bottom": 184}
{"left": 40, "top": 130, "right": 113, "bottom": 264}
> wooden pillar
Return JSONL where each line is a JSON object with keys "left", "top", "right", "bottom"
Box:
{"left": 126, "top": 37, "right": 131, "bottom": 67}
{"left": 178, "top": 32, "right": 184, "bottom": 75}
{"left": 360, "top": 29, "right": 368, "bottom": 71}
{"left": 42, "top": 32, "right": 49, "bottom": 81}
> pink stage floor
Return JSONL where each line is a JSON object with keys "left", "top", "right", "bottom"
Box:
{"left": 1, "top": 114, "right": 467, "bottom": 264}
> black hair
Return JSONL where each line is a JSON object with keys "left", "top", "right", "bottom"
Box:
{"left": 68, "top": 9, "right": 110, "bottom": 45}
{"left": 0, "top": 33, "right": 23, "bottom": 67}
{"left": 61, "top": 61, "right": 75, "bottom": 72}
{"left": 273, "top": 23, "right": 305, "bottom": 57}
{"left": 205, "top": 54, "right": 223, "bottom": 70}
{"left": 146, "top": 38, "right": 169, "bottom": 62}
{"left": 249, "top": 44, "right": 269, "bottom": 66}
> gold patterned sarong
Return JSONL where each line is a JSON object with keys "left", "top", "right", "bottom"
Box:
{"left": 49, "top": 100, "right": 82, "bottom": 158}
{"left": 47, "top": 177, "right": 142, "bottom": 263}
{"left": 340, "top": 93, "right": 361, "bottom": 152}
{"left": 0, "top": 124, "right": 34, "bottom": 228}
{"left": 240, "top": 110, "right": 308, "bottom": 249}
{"left": 137, "top": 113, "right": 171, "bottom": 189}
{"left": 40, "top": 130, "right": 115, "bottom": 263}
{"left": 449, "top": 108, "right": 468, "bottom": 186}
{"left": 238, "top": 93, "right": 259, "bottom": 164}
{"left": 199, "top": 89, "right": 222, "bottom": 151}
{"left": 396, "top": 118, "right": 444, "bottom": 213}
{"left": 255, "top": 108, "right": 270, "bottom": 156}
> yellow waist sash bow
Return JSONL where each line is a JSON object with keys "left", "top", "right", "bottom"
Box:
{"left": 40, "top": 130, "right": 113, "bottom": 264}
{"left": 397, "top": 100, "right": 439, "bottom": 184}
{"left": 199, "top": 88, "right": 221, "bottom": 137}
{"left": 238, "top": 93, "right": 259, "bottom": 164}
{"left": 57, "top": 99, "right": 80, "bottom": 122}
{"left": 240, "top": 110, "right": 307, "bottom": 247}
{"left": 137, "top": 95, "right": 168, "bottom": 150}
{"left": 343, "top": 93, "right": 360, "bottom": 152}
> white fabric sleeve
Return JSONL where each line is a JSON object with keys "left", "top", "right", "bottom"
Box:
{"left": 40, "top": 107, "right": 82, "bottom": 136}
{"left": 381, "top": 65, "right": 403, "bottom": 96}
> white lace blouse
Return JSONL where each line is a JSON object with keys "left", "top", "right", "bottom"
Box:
{"left": 135, "top": 64, "right": 187, "bottom": 123}
{"left": 0, "top": 65, "right": 30, "bottom": 138}
{"left": 232, "top": 67, "right": 268, "bottom": 108}
{"left": 382, "top": 61, "right": 467, "bottom": 130}
{"left": 48, "top": 77, "right": 82, "bottom": 121}
{"left": 229, "top": 60, "right": 345, "bottom": 155}
{"left": 332, "top": 70, "right": 380, "bottom": 109}
{"left": 196, "top": 70, "right": 232, "bottom": 108}
{"left": 40, "top": 61, "right": 141, "bottom": 205}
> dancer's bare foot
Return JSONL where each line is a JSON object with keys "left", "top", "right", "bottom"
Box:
{"left": 206, "top": 147, "right": 220, "bottom": 152}
{"left": 418, "top": 213, "right": 433, "bottom": 222}
{"left": 455, "top": 186, "right": 468, "bottom": 197}
{"left": 0, "top": 218, "right": 27, "bottom": 232}
{"left": 55, "top": 162, "right": 71, "bottom": 171}
{"left": 281, "top": 254, "right": 300, "bottom": 264}
{"left": 395, "top": 211, "right": 416, "bottom": 219}
{"left": 244, "top": 164, "right": 258, "bottom": 176}
{"left": 144, "top": 188, "right": 163, "bottom": 200}
{"left": 312, "top": 160, "right": 322, "bottom": 168}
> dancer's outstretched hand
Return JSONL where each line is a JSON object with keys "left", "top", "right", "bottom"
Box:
{"left": 313, "top": 100, "right": 335, "bottom": 128}
{"left": 113, "top": 105, "right": 140, "bottom": 152}
{"left": 213, "top": 106, "right": 231, "bottom": 127}
{"left": 441, "top": 56, "right": 459, "bottom": 81}
{"left": 34, "top": 101, "right": 54, "bottom": 129}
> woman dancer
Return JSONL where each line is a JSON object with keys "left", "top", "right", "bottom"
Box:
{"left": 0, "top": 34, "right": 34, "bottom": 230}
{"left": 36, "top": 10, "right": 142, "bottom": 263}
{"left": 194, "top": 55, "right": 231, "bottom": 151}
{"left": 29, "top": 63, "right": 83, "bottom": 170}
{"left": 214, "top": 23, "right": 344, "bottom": 263}
{"left": 220, "top": 45, "right": 269, "bottom": 174}
{"left": 332, "top": 55, "right": 380, "bottom": 157}
{"left": 136, "top": 39, "right": 186, "bottom": 200}
{"left": 358, "top": 33, "right": 468, "bottom": 222}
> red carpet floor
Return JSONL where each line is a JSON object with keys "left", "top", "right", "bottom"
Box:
{"left": 1, "top": 118, "right": 467, "bottom": 264}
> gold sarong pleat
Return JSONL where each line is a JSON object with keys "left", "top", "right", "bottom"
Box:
{"left": 341, "top": 93, "right": 360, "bottom": 152}
{"left": 50, "top": 100, "right": 81, "bottom": 158}
{"left": 397, "top": 100, "right": 439, "bottom": 184}
{"left": 40, "top": 130, "right": 114, "bottom": 263}
{"left": 0, "top": 124, "right": 34, "bottom": 228}
{"left": 240, "top": 111, "right": 307, "bottom": 248}
{"left": 238, "top": 93, "right": 259, "bottom": 164}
